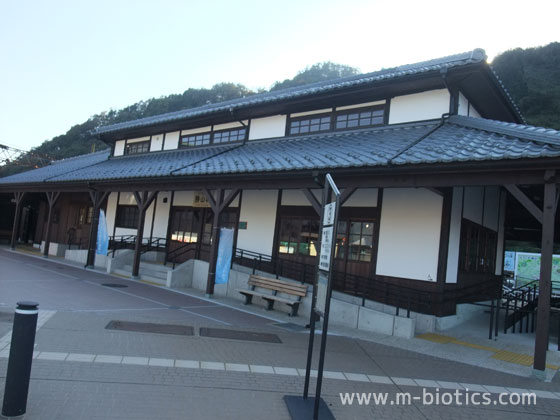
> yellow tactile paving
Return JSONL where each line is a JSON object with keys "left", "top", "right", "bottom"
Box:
{"left": 417, "top": 333, "right": 560, "bottom": 370}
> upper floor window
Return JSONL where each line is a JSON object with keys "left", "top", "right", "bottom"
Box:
{"left": 181, "top": 133, "right": 211, "bottom": 147}
{"left": 180, "top": 127, "right": 247, "bottom": 148}
{"left": 335, "top": 106, "right": 385, "bottom": 130}
{"left": 125, "top": 141, "right": 150, "bottom": 155}
{"left": 213, "top": 128, "right": 247, "bottom": 144}
{"left": 288, "top": 114, "right": 331, "bottom": 135}
{"left": 287, "top": 104, "right": 386, "bottom": 137}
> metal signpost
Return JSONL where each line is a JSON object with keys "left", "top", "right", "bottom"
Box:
{"left": 284, "top": 174, "right": 340, "bottom": 420}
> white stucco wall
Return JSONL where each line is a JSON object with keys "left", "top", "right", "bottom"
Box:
{"left": 163, "top": 131, "right": 180, "bottom": 150}
{"left": 458, "top": 92, "right": 469, "bottom": 116}
{"left": 376, "top": 188, "right": 443, "bottom": 281}
{"left": 468, "top": 104, "right": 482, "bottom": 118}
{"left": 463, "top": 186, "right": 500, "bottom": 232}
{"left": 248, "top": 115, "right": 286, "bottom": 140}
{"left": 114, "top": 140, "right": 125, "bottom": 156}
{"left": 236, "top": 190, "right": 278, "bottom": 255}
{"left": 127, "top": 136, "right": 150, "bottom": 144}
{"left": 343, "top": 188, "right": 378, "bottom": 207}
{"left": 389, "top": 89, "right": 450, "bottom": 124}
{"left": 281, "top": 189, "right": 320, "bottom": 206}
{"left": 105, "top": 192, "right": 118, "bottom": 235}
{"left": 151, "top": 192, "right": 171, "bottom": 238}
{"left": 446, "top": 187, "right": 464, "bottom": 283}
{"left": 281, "top": 188, "right": 377, "bottom": 207}
{"left": 336, "top": 100, "right": 385, "bottom": 111}
{"left": 150, "top": 134, "right": 164, "bottom": 152}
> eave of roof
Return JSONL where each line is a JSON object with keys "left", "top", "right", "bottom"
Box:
{"left": 2, "top": 115, "right": 559, "bottom": 191}
{"left": 94, "top": 48, "right": 522, "bottom": 139}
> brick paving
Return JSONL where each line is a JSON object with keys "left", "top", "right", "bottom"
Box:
{"left": 1, "top": 247, "right": 559, "bottom": 419}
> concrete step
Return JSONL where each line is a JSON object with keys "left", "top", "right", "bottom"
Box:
{"left": 122, "top": 263, "right": 171, "bottom": 280}
{"left": 112, "top": 268, "right": 132, "bottom": 279}
{"left": 140, "top": 275, "right": 167, "bottom": 286}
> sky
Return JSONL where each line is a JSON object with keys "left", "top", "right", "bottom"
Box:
{"left": 0, "top": 0, "right": 558, "bottom": 151}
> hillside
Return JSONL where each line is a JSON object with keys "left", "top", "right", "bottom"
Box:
{"left": 2, "top": 43, "right": 559, "bottom": 177}
{"left": 491, "top": 42, "right": 560, "bottom": 129}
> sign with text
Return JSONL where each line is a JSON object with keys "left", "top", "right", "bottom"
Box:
{"left": 323, "top": 202, "right": 336, "bottom": 226}
{"left": 192, "top": 191, "right": 210, "bottom": 208}
{"left": 319, "top": 226, "right": 333, "bottom": 271}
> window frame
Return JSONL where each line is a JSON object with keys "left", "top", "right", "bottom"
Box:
{"left": 125, "top": 140, "right": 150, "bottom": 155}
{"left": 179, "top": 126, "right": 247, "bottom": 148}
{"left": 286, "top": 112, "right": 333, "bottom": 136}
{"left": 333, "top": 104, "right": 386, "bottom": 131}
{"left": 115, "top": 205, "right": 140, "bottom": 229}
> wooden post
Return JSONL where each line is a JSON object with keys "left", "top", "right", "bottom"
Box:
{"left": 86, "top": 190, "right": 110, "bottom": 268}
{"left": 131, "top": 191, "right": 157, "bottom": 278}
{"left": 10, "top": 192, "right": 25, "bottom": 249}
{"left": 533, "top": 179, "right": 558, "bottom": 373}
{"left": 203, "top": 188, "right": 240, "bottom": 297}
{"left": 42, "top": 192, "right": 60, "bottom": 257}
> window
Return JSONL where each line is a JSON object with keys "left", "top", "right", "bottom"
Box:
{"left": 125, "top": 141, "right": 150, "bottom": 155}
{"left": 278, "top": 218, "right": 320, "bottom": 256}
{"left": 180, "top": 127, "right": 247, "bottom": 148}
{"left": 181, "top": 132, "right": 211, "bottom": 147}
{"left": 213, "top": 128, "right": 247, "bottom": 144}
{"left": 77, "top": 206, "right": 94, "bottom": 227}
{"left": 288, "top": 115, "right": 331, "bottom": 135}
{"left": 335, "top": 107, "right": 384, "bottom": 130}
{"left": 115, "top": 205, "right": 139, "bottom": 229}
{"left": 459, "top": 219, "right": 497, "bottom": 273}
{"left": 335, "top": 220, "right": 374, "bottom": 262}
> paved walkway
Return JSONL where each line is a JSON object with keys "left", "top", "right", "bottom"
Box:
{"left": 1, "top": 247, "right": 560, "bottom": 419}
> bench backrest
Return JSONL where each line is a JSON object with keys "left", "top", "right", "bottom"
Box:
{"left": 248, "top": 275, "right": 308, "bottom": 297}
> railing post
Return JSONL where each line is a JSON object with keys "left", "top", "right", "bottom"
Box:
{"left": 488, "top": 299, "right": 495, "bottom": 340}
{"left": 504, "top": 295, "right": 510, "bottom": 334}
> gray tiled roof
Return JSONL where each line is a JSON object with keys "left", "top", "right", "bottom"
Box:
{"left": 0, "top": 150, "right": 110, "bottom": 184}
{"left": 2, "top": 115, "right": 559, "bottom": 187}
{"left": 94, "top": 49, "right": 489, "bottom": 136}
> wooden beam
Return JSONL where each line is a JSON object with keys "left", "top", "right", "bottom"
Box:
{"left": 533, "top": 179, "right": 557, "bottom": 373}
{"left": 43, "top": 192, "right": 61, "bottom": 257}
{"left": 340, "top": 187, "right": 357, "bottom": 205}
{"left": 218, "top": 189, "right": 240, "bottom": 213}
{"left": 202, "top": 188, "right": 218, "bottom": 213}
{"left": 302, "top": 188, "right": 321, "bottom": 215}
{"left": 205, "top": 189, "right": 225, "bottom": 296}
{"left": 10, "top": 192, "right": 25, "bottom": 249}
{"left": 504, "top": 184, "right": 543, "bottom": 224}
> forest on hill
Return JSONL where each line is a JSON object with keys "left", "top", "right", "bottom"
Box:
{"left": 1, "top": 43, "right": 558, "bottom": 177}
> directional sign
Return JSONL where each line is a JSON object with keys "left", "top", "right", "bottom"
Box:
{"left": 323, "top": 202, "right": 336, "bottom": 226}
{"left": 319, "top": 226, "right": 333, "bottom": 271}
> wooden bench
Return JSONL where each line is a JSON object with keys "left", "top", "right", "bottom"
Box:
{"left": 237, "top": 275, "right": 308, "bottom": 317}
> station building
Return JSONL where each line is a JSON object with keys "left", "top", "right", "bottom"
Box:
{"left": 1, "top": 49, "right": 558, "bottom": 372}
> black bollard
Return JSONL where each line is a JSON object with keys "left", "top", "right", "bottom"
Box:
{"left": 2, "top": 301, "right": 39, "bottom": 418}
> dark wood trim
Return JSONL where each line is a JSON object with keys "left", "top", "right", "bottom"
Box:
{"left": 436, "top": 188, "right": 453, "bottom": 288}
{"left": 504, "top": 184, "right": 543, "bottom": 224}
{"left": 232, "top": 190, "right": 242, "bottom": 250}
{"left": 370, "top": 188, "right": 383, "bottom": 279}
{"left": 43, "top": 191, "right": 61, "bottom": 257}
{"left": 534, "top": 178, "right": 558, "bottom": 371}
{"left": 131, "top": 190, "right": 158, "bottom": 277}
{"left": 10, "top": 191, "right": 26, "bottom": 249}
{"left": 271, "top": 189, "right": 283, "bottom": 265}
{"left": 302, "top": 188, "right": 321, "bottom": 215}
{"left": 340, "top": 187, "right": 357, "bottom": 206}
{"left": 164, "top": 190, "right": 175, "bottom": 257}
{"left": 112, "top": 192, "right": 120, "bottom": 238}
{"left": 383, "top": 98, "right": 391, "bottom": 125}
{"left": 149, "top": 191, "right": 158, "bottom": 240}
{"left": 161, "top": 132, "right": 167, "bottom": 151}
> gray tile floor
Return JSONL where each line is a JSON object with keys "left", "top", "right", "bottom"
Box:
{"left": 1, "top": 247, "right": 559, "bottom": 419}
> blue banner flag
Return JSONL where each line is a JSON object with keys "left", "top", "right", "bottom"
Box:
{"left": 96, "top": 209, "right": 109, "bottom": 255}
{"left": 215, "top": 228, "right": 234, "bottom": 284}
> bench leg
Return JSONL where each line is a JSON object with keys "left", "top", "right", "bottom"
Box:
{"left": 242, "top": 294, "right": 253, "bottom": 305}
{"left": 264, "top": 299, "right": 275, "bottom": 311}
{"left": 289, "top": 302, "right": 300, "bottom": 317}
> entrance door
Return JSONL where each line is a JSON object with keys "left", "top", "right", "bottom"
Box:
{"left": 168, "top": 206, "right": 239, "bottom": 264}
